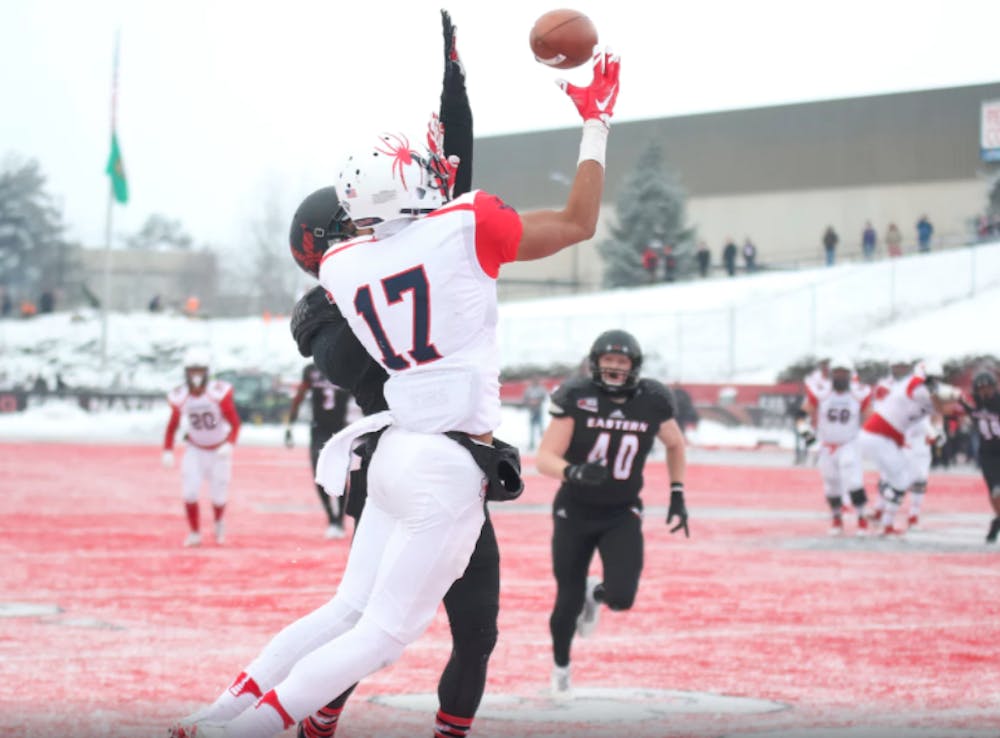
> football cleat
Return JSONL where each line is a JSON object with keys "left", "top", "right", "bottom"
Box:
{"left": 324, "top": 523, "right": 346, "bottom": 540}
{"left": 986, "top": 518, "right": 1000, "bottom": 544}
{"left": 214, "top": 520, "right": 226, "bottom": 545}
{"left": 169, "top": 722, "right": 225, "bottom": 738}
{"left": 879, "top": 525, "right": 905, "bottom": 538}
{"left": 183, "top": 531, "right": 202, "bottom": 548}
{"left": 907, "top": 514, "right": 920, "bottom": 530}
{"left": 869, "top": 508, "right": 883, "bottom": 523}
{"left": 828, "top": 515, "right": 844, "bottom": 537}
{"left": 550, "top": 665, "right": 573, "bottom": 701}
{"left": 297, "top": 715, "right": 337, "bottom": 738}
{"left": 856, "top": 516, "right": 869, "bottom": 536}
{"left": 576, "top": 576, "right": 601, "bottom": 637}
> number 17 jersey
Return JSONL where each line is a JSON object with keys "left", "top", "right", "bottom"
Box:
{"left": 318, "top": 190, "right": 521, "bottom": 435}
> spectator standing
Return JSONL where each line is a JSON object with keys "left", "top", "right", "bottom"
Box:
{"left": 886, "top": 222, "right": 903, "bottom": 257}
{"left": 822, "top": 226, "right": 838, "bottom": 266}
{"left": 695, "top": 241, "right": 710, "bottom": 278}
{"left": 0, "top": 288, "right": 11, "bottom": 317}
{"left": 742, "top": 237, "right": 757, "bottom": 272}
{"left": 916, "top": 215, "right": 933, "bottom": 252}
{"left": 722, "top": 238, "right": 738, "bottom": 277}
{"left": 862, "top": 221, "right": 877, "bottom": 261}
{"left": 641, "top": 243, "right": 658, "bottom": 283}
{"left": 662, "top": 243, "right": 677, "bottom": 282}
{"left": 523, "top": 376, "right": 549, "bottom": 450}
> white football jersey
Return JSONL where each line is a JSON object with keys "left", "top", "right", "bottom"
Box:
{"left": 318, "top": 190, "right": 521, "bottom": 435}
{"left": 167, "top": 380, "right": 234, "bottom": 448}
{"left": 815, "top": 384, "right": 871, "bottom": 445}
{"left": 863, "top": 375, "right": 934, "bottom": 445}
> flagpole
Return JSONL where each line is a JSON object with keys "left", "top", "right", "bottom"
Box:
{"left": 99, "top": 29, "right": 121, "bottom": 372}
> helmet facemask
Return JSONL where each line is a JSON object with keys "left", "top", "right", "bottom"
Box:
{"left": 831, "top": 369, "right": 851, "bottom": 392}
{"left": 186, "top": 366, "right": 208, "bottom": 392}
{"left": 588, "top": 330, "right": 643, "bottom": 396}
{"left": 973, "top": 371, "right": 998, "bottom": 404}
{"left": 290, "top": 187, "right": 355, "bottom": 277}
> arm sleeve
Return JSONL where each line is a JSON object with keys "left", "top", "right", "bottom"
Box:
{"left": 164, "top": 406, "right": 181, "bottom": 451}
{"left": 219, "top": 391, "right": 241, "bottom": 444}
{"left": 440, "top": 65, "right": 472, "bottom": 197}
{"left": 310, "top": 322, "right": 389, "bottom": 417}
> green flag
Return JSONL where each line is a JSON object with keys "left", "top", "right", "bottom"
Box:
{"left": 106, "top": 132, "right": 128, "bottom": 204}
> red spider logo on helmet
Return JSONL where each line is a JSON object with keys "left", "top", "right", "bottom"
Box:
{"left": 374, "top": 133, "right": 417, "bottom": 192}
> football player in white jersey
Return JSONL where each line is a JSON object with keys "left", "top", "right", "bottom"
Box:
{"left": 162, "top": 348, "right": 241, "bottom": 547}
{"left": 170, "top": 42, "right": 622, "bottom": 738}
{"left": 869, "top": 356, "right": 942, "bottom": 530}
{"left": 800, "top": 357, "right": 873, "bottom": 535}
{"left": 859, "top": 358, "right": 953, "bottom": 536}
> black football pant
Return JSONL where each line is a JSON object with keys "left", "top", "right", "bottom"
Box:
{"left": 321, "top": 510, "right": 500, "bottom": 721}
{"left": 549, "top": 502, "right": 643, "bottom": 667}
{"left": 981, "top": 452, "right": 1000, "bottom": 497}
{"left": 310, "top": 428, "right": 344, "bottom": 527}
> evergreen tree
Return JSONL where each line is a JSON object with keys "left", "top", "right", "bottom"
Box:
{"left": 597, "top": 141, "right": 696, "bottom": 288}
{"left": 125, "top": 214, "right": 194, "bottom": 251}
{"left": 0, "top": 156, "right": 79, "bottom": 303}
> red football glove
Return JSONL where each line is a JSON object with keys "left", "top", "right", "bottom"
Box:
{"left": 558, "top": 47, "right": 621, "bottom": 127}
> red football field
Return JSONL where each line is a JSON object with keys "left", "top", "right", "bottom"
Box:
{"left": 2, "top": 442, "right": 998, "bottom": 738}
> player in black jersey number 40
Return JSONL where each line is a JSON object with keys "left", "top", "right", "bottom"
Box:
{"left": 536, "top": 329, "right": 689, "bottom": 700}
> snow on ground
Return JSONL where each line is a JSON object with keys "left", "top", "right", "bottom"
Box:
{"left": 0, "top": 241, "right": 997, "bottom": 446}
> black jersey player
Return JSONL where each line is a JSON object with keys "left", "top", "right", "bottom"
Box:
{"left": 959, "top": 370, "right": 1000, "bottom": 542}
{"left": 536, "top": 329, "right": 689, "bottom": 700}
{"left": 286, "top": 362, "right": 352, "bottom": 539}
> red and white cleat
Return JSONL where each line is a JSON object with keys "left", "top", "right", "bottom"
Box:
{"left": 907, "top": 514, "right": 920, "bottom": 530}
{"left": 828, "top": 516, "right": 844, "bottom": 536}
{"left": 856, "top": 516, "right": 869, "bottom": 536}
{"left": 879, "top": 525, "right": 905, "bottom": 538}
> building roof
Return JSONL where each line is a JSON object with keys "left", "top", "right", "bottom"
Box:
{"left": 472, "top": 82, "right": 1000, "bottom": 208}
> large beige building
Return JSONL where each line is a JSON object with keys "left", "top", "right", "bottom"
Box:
{"left": 473, "top": 82, "right": 1000, "bottom": 298}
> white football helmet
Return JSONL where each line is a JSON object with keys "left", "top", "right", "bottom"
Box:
{"left": 335, "top": 128, "right": 454, "bottom": 229}
{"left": 182, "top": 347, "right": 211, "bottom": 369}
{"left": 918, "top": 358, "right": 944, "bottom": 379}
{"left": 829, "top": 356, "right": 854, "bottom": 374}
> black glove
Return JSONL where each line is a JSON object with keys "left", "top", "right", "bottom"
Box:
{"left": 441, "top": 9, "right": 465, "bottom": 94}
{"left": 284, "top": 426, "right": 294, "bottom": 449}
{"left": 667, "top": 483, "right": 689, "bottom": 537}
{"left": 290, "top": 285, "right": 342, "bottom": 358}
{"left": 563, "top": 462, "right": 608, "bottom": 486}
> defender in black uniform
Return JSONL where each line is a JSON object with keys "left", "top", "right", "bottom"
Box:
{"left": 537, "top": 329, "right": 689, "bottom": 699}
{"left": 960, "top": 370, "right": 1000, "bottom": 542}
{"left": 286, "top": 362, "right": 352, "bottom": 539}
{"left": 287, "top": 13, "right": 499, "bottom": 738}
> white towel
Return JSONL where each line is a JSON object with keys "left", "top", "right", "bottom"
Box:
{"left": 315, "top": 410, "right": 394, "bottom": 497}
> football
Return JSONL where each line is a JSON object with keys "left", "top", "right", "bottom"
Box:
{"left": 529, "top": 9, "right": 598, "bottom": 70}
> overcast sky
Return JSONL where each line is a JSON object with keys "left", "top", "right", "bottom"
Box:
{"left": 2, "top": 0, "right": 998, "bottom": 251}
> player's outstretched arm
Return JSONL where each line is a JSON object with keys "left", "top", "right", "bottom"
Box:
{"left": 516, "top": 48, "right": 620, "bottom": 262}
{"left": 659, "top": 418, "right": 689, "bottom": 537}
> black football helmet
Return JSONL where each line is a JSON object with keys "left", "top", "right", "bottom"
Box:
{"left": 589, "top": 329, "right": 642, "bottom": 395}
{"left": 289, "top": 187, "right": 354, "bottom": 277}
{"left": 973, "top": 370, "right": 998, "bottom": 402}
